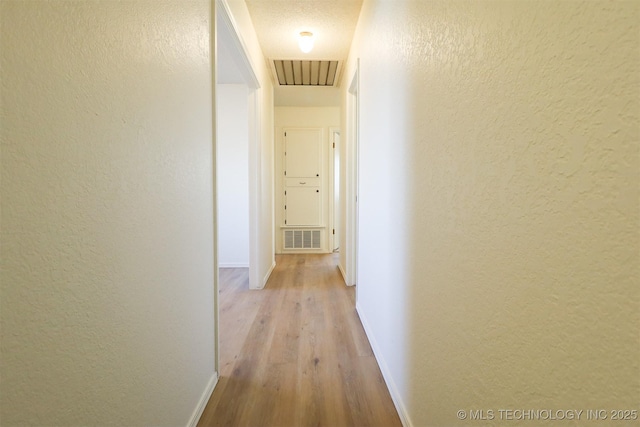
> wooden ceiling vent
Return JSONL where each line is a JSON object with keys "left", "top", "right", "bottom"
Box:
{"left": 272, "top": 60, "right": 340, "bottom": 86}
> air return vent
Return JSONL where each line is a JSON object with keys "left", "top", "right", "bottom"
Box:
{"left": 284, "top": 229, "right": 321, "bottom": 249}
{"left": 273, "top": 60, "right": 340, "bottom": 86}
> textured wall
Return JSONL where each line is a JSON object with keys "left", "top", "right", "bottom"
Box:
{"left": 274, "top": 107, "right": 340, "bottom": 253}
{"left": 217, "top": 84, "right": 250, "bottom": 267}
{"left": 345, "top": 1, "right": 639, "bottom": 426}
{"left": 0, "top": 1, "right": 215, "bottom": 425}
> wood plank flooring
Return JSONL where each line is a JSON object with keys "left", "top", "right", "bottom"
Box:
{"left": 198, "top": 254, "right": 402, "bottom": 427}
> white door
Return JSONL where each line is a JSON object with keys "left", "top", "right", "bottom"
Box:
{"left": 284, "top": 129, "right": 322, "bottom": 227}
{"left": 286, "top": 187, "right": 320, "bottom": 225}
{"left": 285, "top": 129, "right": 321, "bottom": 178}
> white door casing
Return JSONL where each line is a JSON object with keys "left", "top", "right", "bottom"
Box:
{"left": 330, "top": 129, "right": 340, "bottom": 252}
{"left": 347, "top": 61, "right": 359, "bottom": 289}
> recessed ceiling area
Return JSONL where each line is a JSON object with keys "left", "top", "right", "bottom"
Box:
{"left": 273, "top": 60, "right": 340, "bottom": 86}
{"left": 244, "top": 0, "right": 362, "bottom": 105}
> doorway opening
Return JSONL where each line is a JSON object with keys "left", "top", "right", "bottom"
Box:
{"left": 346, "top": 61, "right": 360, "bottom": 293}
{"left": 214, "top": 0, "right": 261, "bottom": 373}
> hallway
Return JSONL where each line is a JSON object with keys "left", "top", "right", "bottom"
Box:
{"left": 198, "top": 254, "right": 401, "bottom": 427}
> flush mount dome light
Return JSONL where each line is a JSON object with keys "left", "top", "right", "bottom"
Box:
{"left": 298, "top": 31, "right": 314, "bottom": 53}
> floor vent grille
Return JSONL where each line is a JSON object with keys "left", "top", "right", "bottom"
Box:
{"left": 284, "top": 230, "right": 321, "bottom": 249}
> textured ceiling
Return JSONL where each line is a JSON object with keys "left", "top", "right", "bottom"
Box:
{"left": 245, "top": 0, "right": 363, "bottom": 61}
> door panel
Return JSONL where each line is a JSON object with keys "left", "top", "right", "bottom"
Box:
{"left": 286, "top": 187, "right": 320, "bottom": 225}
{"left": 285, "top": 129, "right": 321, "bottom": 178}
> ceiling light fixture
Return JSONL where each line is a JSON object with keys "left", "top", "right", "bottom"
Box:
{"left": 298, "top": 31, "right": 314, "bottom": 53}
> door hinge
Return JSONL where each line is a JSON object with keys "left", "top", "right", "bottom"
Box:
{"left": 285, "top": 220, "right": 287, "bottom": 225}
{"left": 285, "top": 191, "right": 287, "bottom": 196}
{"left": 284, "top": 171, "right": 287, "bottom": 176}
{"left": 284, "top": 132, "right": 287, "bottom": 137}
{"left": 333, "top": 229, "right": 335, "bottom": 235}
{"left": 333, "top": 143, "right": 335, "bottom": 148}
{"left": 284, "top": 205, "right": 287, "bottom": 210}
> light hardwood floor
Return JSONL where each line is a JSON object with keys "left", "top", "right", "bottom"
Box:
{"left": 197, "top": 254, "right": 402, "bottom": 427}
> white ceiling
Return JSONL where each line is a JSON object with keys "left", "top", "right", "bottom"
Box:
{"left": 245, "top": 0, "right": 363, "bottom": 63}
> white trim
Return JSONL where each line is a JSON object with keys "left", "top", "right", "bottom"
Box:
{"left": 281, "top": 249, "right": 326, "bottom": 254}
{"left": 211, "top": 0, "right": 220, "bottom": 382}
{"left": 356, "top": 304, "right": 412, "bottom": 427}
{"left": 346, "top": 62, "right": 359, "bottom": 289}
{"left": 187, "top": 372, "right": 219, "bottom": 427}
{"left": 279, "top": 225, "right": 326, "bottom": 229}
{"left": 328, "top": 127, "right": 340, "bottom": 253}
{"left": 338, "top": 263, "right": 349, "bottom": 287}
{"left": 219, "top": 263, "right": 250, "bottom": 268}
{"left": 216, "top": 0, "right": 259, "bottom": 90}
{"left": 247, "top": 89, "right": 261, "bottom": 290}
{"left": 216, "top": 0, "right": 262, "bottom": 292}
{"left": 261, "top": 260, "right": 276, "bottom": 289}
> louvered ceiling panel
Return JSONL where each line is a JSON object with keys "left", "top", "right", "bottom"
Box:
{"left": 310, "top": 61, "right": 319, "bottom": 85}
{"left": 293, "top": 61, "right": 302, "bottom": 85}
{"left": 283, "top": 61, "right": 294, "bottom": 85}
{"left": 274, "top": 60, "right": 286, "bottom": 85}
{"left": 318, "top": 61, "right": 329, "bottom": 85}
{"left": 273, "top": 60, "right": 340, "bottom": 86}
{"left": 302, "top": 61, "right": 311, "bottom": 85}
{"left": 327, "top": 61, "right": 338, "bottom": 85}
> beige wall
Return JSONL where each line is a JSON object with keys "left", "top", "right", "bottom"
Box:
{"left": 344, "top": 1, "right": 639, "bottom": 426}
{"left": 274, "top": 107, "right": 340, "bottom": 253}
{"left": 0, "top": 1, "right": 216, "bottom": 425}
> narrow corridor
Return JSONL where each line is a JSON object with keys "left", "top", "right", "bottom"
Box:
{"left": 198, "top": 254, "right": 401, "bottom": 427}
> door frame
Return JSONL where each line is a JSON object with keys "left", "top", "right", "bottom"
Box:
{"left": 279, "top": 127, "right": 326, "bottom": 251}
{"left": 214, "top": 0, "right": 261, "bottom": 375}
{"left": 346, "top": 60, "right": 360, "bottom": 290}
{"left": 329, "top": 127, "right": 340, "bottom": 252}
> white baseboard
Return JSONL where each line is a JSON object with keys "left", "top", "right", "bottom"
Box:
{"left": 218, "top": 262, "right": 249, "bottom": 268}
{"left": 262, "top": 260, "right": 276, "bottom": 288}
{"left": 187, "top": 371, "right": 218, "bottom": 427}
{"left": 338, "top": 263, "right": 349, "bottom": 286}
{"left": 355, "top": 303, "right": 412, "bottom": 427}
